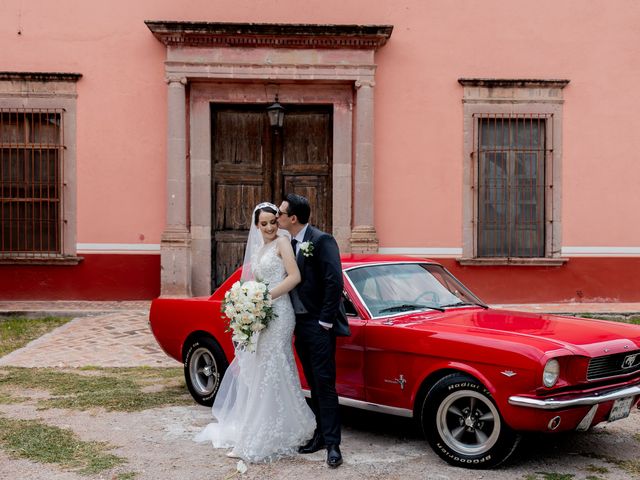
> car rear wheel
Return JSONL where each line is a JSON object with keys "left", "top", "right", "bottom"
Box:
{"left": 421, "top": 373, "right": 520, "bottom": 468}
{"left": 183, "top": 336, "right": 228, "bottom": 406}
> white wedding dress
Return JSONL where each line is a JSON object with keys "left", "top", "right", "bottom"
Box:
{"left": 194, "top": 239, "right": 315, "bottom": 462}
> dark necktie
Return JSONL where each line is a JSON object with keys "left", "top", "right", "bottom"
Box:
{"left": 291, "top": 238, "right": 298, "bottom": 255}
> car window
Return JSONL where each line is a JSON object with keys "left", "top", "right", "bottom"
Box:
{"left": 346, "top": 263, "right": 484, "bottom": 317}
{"left": 343, "top": 291, "right": 359, "bottom": 316}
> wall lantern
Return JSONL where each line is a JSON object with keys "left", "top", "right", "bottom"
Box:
{"left": 266, "top": 94, "right": 285, "bottom": 128}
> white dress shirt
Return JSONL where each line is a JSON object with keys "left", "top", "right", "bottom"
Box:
{"left": 291, "top": 224, "right": 309, "bottom": 256}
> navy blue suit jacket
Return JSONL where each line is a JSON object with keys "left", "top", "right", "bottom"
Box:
{"left": 293, "top": 225, "right": 350, "bottom": 337}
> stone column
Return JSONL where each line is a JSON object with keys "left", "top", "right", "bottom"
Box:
{"left": 160, "top": 76, "right": 192, "bottom": 297}
{"left": 350, "top": 79, "right": 379, "bottom": 253}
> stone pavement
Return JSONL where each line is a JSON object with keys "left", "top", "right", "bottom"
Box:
{"left": 0, "top": 301, "right": 176, "bottom": 368}
{"left": 0, "top": 300, "right": 639, "bottom": 368}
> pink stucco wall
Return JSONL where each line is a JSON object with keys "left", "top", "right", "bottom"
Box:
{"left": 373, "top": 0, "right": 640, "bottom": 248}
{"left": 2, "top": 0, "right": 639, "bottom": 251}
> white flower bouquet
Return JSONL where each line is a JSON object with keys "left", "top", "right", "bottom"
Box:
{"left": 221, "top": 280, "right": 275, "bottom": 352}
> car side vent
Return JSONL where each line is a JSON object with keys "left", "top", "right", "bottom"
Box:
{"left": 587, "top": 350, "right": 640, "bottom": 380}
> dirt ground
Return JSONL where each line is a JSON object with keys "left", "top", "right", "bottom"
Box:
{"left": 0, "top": 399, "right": 638, "bottom": 480}
{"left": 1, "top": 309, "right": 639, "bottom": 479}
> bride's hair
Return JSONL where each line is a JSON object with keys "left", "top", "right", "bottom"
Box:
{"left": 241, "top": 202, "right": 278, "bottom": 282}
{"left": 253, "top": 204, "right": 277, "bottom": 225}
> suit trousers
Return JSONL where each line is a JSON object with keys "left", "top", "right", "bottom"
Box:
{"left": 294, "top": 315, "right": 341, "bottom": 445}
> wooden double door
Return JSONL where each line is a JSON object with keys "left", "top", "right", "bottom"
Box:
{"left": 211, "top": 104, "right": 333, "bottom": 288}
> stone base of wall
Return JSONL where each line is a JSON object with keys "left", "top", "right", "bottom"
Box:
{"left": 350, "top": 226, "right": 379, "bottom": 254}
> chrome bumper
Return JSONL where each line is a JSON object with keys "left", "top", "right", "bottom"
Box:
{"left": 508, "top": 385, "right": 640, "bottom": 410}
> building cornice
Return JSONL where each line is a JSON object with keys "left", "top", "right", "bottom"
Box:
{"left": 0, "top": 72, "right": 82, "bottom": 82}
{"left": 458, "top": 78, "right": 570, "bottom": 89}
{"left": 145, "top": 21, "right": 393, "bottom": 50}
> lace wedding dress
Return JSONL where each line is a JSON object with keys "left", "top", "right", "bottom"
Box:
{"left": 194, "top": 239, "right": 315, "bottom": 462}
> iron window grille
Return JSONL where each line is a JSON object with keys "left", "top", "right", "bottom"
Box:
{"left": 473, "top": 113, "right": 553, "bottom": 258}
{"left": 0, "top": 108, "right": 65, "bottom": 258}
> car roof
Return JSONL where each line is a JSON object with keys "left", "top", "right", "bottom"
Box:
{"left": 339, "top": 254, "right": 439, "bottom": 269}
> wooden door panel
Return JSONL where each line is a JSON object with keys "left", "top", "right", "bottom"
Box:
{"left": 212, "top": 110, "right": 268, "bottom": 167}
{"left": 282, "top": 106, "right": 332, "bottom": 233}
{"left": 212, "top": 106, "right": 270, "bottom": 287}
{"left": 214, "top": 238, "right": 246, "bottom": 286}
{"left": 211, "top": 104, "right": 332, "bottom": 288}
{"left": 283, "top": 110, "right": 332, "bottom": 167}
{"left": 213, "top": 183, "right": 265, "bottom": 231}
{"left": 281, "top": 164, "right": 328, "bottom": 175}
{"left": 283, "top": 175, "right": 330, "bottom": 233}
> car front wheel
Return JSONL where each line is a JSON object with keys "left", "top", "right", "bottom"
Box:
{"left": 183, "top": 336, "right": 228, "bottom": 406}
{"left": 421, "top": 373, "right": 520, "bottom": 468}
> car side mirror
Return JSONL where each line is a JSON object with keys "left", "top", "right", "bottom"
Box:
{"left": 343, "top": 292, "right": 358, "bottom": 317}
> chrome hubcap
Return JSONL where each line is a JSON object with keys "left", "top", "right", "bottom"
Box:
{"left": 436, "top": 390, "right": 501, "bottom": 455}
{"left": 189, "top": 347, "right": 219, "bottom": 396}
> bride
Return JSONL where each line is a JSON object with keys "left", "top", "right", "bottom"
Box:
{"left": 194, "top": 202, "right": 315, "bottom": 462}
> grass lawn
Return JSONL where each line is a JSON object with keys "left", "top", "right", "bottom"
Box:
{"left": 0, "top": 366, "right": 192, "bottom": 411}
{"left": 0, "top": 416, "right": 126, "bottom": 475}
{"left": 0, "top": 316, "right": 71, "bottom": 357}
{"left": 0, "top": 309, "right": 637, "bottom": 478}
{"left": 0, "top": 316, "right": 189, "bottom": 478}
{"left": 597, "top": 314, "right": 639, "bottom": 324}
{"left": 571, "top": 313, "right": 640, "bottom": 325}
{"left": 0, "top": 366, "right": 189, "bottom": 477}
{"left": 0, "top": 314, "right": 191, "bottom": 411}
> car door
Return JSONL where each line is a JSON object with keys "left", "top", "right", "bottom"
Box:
{"left": 348, "top": 265, "right": 417, "bottom": 409}
{"left": 335, "top": 287, "right": 366, "bottom": 400}
{"left": 293, "top": 286, "right": 366, "bottom": 400}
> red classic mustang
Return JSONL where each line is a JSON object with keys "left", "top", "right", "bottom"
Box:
{"left": 149, "top": 255, "right": 640, "bottom": 468}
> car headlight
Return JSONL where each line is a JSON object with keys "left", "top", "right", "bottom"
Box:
{"left": 543, "top": 359, "right": 560, "bottom": 387}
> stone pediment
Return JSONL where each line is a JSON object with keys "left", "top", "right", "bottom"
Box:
{"left": 145, "top": 21, "right": 392, "bottom": 50}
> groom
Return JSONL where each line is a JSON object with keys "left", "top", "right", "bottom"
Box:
{"left": 277, "top": 193, "right": 350, "bottom": 468}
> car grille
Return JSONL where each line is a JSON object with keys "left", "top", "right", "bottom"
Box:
{"left": 587, "top": 350, "right": 640, "bottom": 380}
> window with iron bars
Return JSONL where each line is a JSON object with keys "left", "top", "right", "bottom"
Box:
{"left": 475, "top": 114, "right": 552, "bottom": 258}
{"left": 0, "top": 109, "right": 64, "bottom": 257}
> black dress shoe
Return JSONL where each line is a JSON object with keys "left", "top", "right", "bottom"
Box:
{"left": 298, "top": 433, "right": 325, "bottom": 454}
{"left": 326, "top": 444, "right": 343, "bottom": 468}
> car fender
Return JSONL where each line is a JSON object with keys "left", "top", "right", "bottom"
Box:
{"left": 149, "top": 297, "right": 234, "bottom": 363}
{"left": 409, "top": 356, "right": 539, "bottom": 431}
{"left": 410, "top": 360, "right": 499, "bottom": 408}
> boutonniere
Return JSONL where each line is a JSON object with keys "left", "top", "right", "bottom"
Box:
{"left": 299, "top": 241, "right": 314, "bottom": 257}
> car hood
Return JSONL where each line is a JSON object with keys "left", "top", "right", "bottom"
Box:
{"left": 398, "top": 308, "right": 640, "bottom": 357}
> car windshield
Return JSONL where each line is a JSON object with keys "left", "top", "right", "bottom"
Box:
{"left": 345, "top": 263, "right": 486, "bottom": 318}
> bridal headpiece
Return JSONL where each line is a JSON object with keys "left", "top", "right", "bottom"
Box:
{"left": 253, "top": 202, "right": 278, "bottom": 213}
{"left": 241, "top": 202, "right": 280, "bottom": 281}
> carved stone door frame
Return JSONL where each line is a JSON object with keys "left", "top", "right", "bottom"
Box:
{"left": 146, "top": 22, "right": 393, "bottom": 296}
{"left": 198, "top": 86, "right": 344, "bottom": 294}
